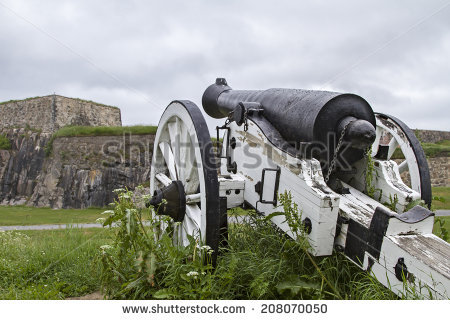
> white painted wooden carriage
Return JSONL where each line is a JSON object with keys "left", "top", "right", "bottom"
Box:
{"left": 149, "top": 79, "right": 449, "bottom": 299}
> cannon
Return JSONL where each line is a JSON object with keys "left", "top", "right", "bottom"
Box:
{"left": 149, "top": 78, "right": 449, "bottom": 299}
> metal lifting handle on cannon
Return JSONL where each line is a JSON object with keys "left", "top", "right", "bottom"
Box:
{"left": 149, "top": 78, "right": 449, "bottom": 299}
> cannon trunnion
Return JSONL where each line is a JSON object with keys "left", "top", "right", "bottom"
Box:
{"left": 149, "top": 78, "right": 448, "bottom": 299}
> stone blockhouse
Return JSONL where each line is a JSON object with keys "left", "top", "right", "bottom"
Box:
{"left": 0, "top": 95, "right": 121, "bottom": 133}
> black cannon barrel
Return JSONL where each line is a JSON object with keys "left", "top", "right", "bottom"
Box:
{"left": 202, "top": 78, "right": 376, "bottom": 148}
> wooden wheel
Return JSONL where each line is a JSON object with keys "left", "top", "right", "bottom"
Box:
{"left": 150, "top": 100, "right": 220, "bottom": 252}
{"left": 372, "top": 113, "right": 432, "bottom": 207}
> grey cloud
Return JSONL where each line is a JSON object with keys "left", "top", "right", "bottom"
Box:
{"left": 0, "top": 0, "right": 449, "bottom": 131}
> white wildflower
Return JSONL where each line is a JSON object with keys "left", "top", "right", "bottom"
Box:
{"left": 95, "top": 217, "right": 106, "bottom": 224}
{"left": 101, "top": 210, "right": 114, "bottom": 215}
{"left": 198, "top": 245, "right": 214, "bottom": 254}
{"left": 141, "top": 194, "right": 151, "bottom": 201}
{"left": 186, "top": 271, "right": 199, "bottom": 279}
{"left": 100, "top": 245, "right": 113, "bottom": 251}
{"left": 113, "top": 188, "right": 126, "bottom": 193}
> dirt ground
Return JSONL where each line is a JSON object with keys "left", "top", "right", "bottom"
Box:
{"left": 66, "top": 291, "right": 103, "bottom": 300}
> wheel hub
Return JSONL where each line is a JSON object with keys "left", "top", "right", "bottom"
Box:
{"left": 148, "top": 180, "right": 186, "bottom": 222}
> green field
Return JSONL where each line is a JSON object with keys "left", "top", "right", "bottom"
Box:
{"left": 432, "top": 187, "right": 450, "bottom": 210}
{"left": 0, "top": 228, "right": 114, "bottom": 299}
{"left": 0, "top": 213, "right": 447, "bottom": 300}
{"left": 0, "top": 206, "right": 104, "bottom": 226}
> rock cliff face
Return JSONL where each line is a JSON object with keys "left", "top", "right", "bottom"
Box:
{"left": 0, "top": 129, "right": 154, "bottom": 208}
{"left": 0, "top": 127, "right": 448, "bottom": 209}
{"left": 0, "top": 129, "right": 50, "bottom": 205}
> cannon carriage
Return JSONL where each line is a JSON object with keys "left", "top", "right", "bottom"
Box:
{"left": 149, "top": 78, "right": 449, "bottom": 299}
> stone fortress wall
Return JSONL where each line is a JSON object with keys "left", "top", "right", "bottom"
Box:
{"left": 415, "top": 129, "right": 448, "bottom": 187}
{"left": 416, "top": 130, "right": 450, "bottom": 144}
{"left": 0, "top": 95, "right": 122, "bottom": 133}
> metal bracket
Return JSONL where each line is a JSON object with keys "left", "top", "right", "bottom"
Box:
{"left": 215, "top": 124, "right": 230, "bottom": 160}
{"left": 230, "top": 102, "right": 264, "bottom": 132}
{"left": 216, "top": 123, "right": 236, "bottom": 173}
{"left": 255, "top": 166, "right": 281, "bottom": 205}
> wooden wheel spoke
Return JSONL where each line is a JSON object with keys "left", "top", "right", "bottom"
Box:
{"left": 186, "top": 193, "right": 201, "bottom": 204}
{"left": 155, "top": 173, "right": 172, "bottom": 187}
{"left": 178, "top": 123, "right": 191, "bottom": 183}
{"left": 371, "top": 126, "right": 383, "bottom": 157}
{"left": 387, "top": 138, "right": 399, "bottom": 159}
{"left": 184, "top": 157, "right": 199, "bottom": 194}
{"left": 173, "top": 223, "right": 183, "bottom": 246}
{"left": 168, "top": 119, "right": 181, "bottom": 177}
{"left": 159, "top": 141, "right": 178, "bottom": 180}
{"left": 183, "top": 133, "right": 199, "bottom": 194}
{"left": 398, "top": 160, "right": 408, "bottom": 174}
{"left": 184, "top": 204, "right": 201, "bottom": 233}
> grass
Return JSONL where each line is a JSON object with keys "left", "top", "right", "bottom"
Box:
{"left": 44, "top": 125, "right": 158, "bottom": 156}
{"left": 0, "top": 96, "right": 43, "bottom": 105}
{"left": 0, "top": 208, "right": 446, "bottom": 300}
{"left": 392, "top": 140, "right": 450, "bottom": 159}
{"left": 436, "top": 216, "right": 450, "bottom": 224}
{"left": 228, "top": 206, "right": 250, "bottom": 216}
{"left": 0, "top": 227, "right": 114, "bottom": 299}
{"left": 422, "top": 140, "right": 450, "bottom": 158}
{"left": 0, "top": 95, "right": 119, "bottom": 110}
{"left": 0, "top": 206, "right": 105, "bottom": 226}
{"left": 0, "top": 133, "right": 11, "bottom": 150}
{"left": 100, "top": 204, "right": 399, "bottom": 300}
{"left": 52, "top": 125, "right": 157, "bottom": 138}
{"left": 432, "top": 187, "right": 450, "bottom": 210}
{"left": 212, "top": 213, "right": 394, "bottom": 299}
{"left": 99, "top": 190, "right": 400, "bottom": 300}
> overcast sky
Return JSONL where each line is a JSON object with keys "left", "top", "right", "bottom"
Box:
{"left": 0, "top": 0, "right": 449, "bottom": 131}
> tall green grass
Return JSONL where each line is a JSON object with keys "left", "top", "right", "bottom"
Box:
{"left": 99, "top": 189, "right": 397, "bottom": 300}
{"left": 211, "top": 213, "right": 397, "bottom": 299}
{"left": 0, "top": 228, "right": 113, "bottom": 299}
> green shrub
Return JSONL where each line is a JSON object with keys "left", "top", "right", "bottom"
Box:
{"left": 0, "top": 134, "right": 11, "bottom": 150}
